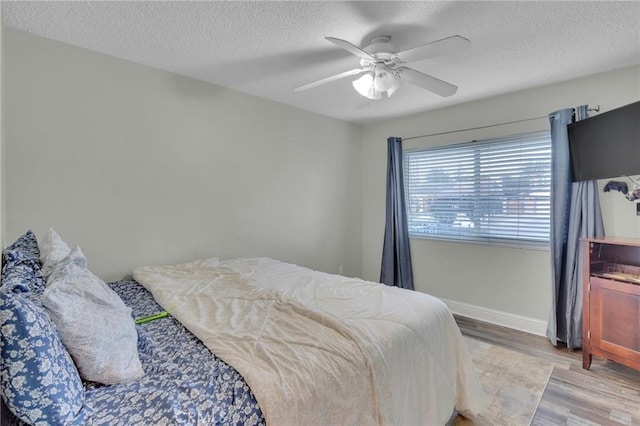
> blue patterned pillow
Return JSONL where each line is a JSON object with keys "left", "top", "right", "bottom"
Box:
{"left": 1, "top": 231, "right": 44, "bottom": 295}
{"left": 0, "top": 286, "right": 84, "bottom": 424}
{"left": 2, "top": 230, "right": 40, "bottom": 266}
{"left": 1, "top": 250, "right": 46, "bottom": 295}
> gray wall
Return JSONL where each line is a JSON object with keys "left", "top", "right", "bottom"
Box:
{"left": 1, "top": 11, "right": 4, "bottom": 248}
{"left": 4, "top": 28, "right": 363, "bottom": 281}
{"left": 3, "top": 28, "right": 639, "bottom": 335}
{"left": 362, "top": 65, "right": 640, "bottom": 333}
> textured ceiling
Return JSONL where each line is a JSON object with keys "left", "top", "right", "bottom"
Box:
{"left": 3, "top": 1, "right": 640, "bottom": 124}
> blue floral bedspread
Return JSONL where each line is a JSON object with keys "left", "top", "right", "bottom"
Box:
{"left": 6, "top": 280, "right": 265, "bottom": 426}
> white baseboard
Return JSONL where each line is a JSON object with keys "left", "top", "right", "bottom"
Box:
{"left": 442, "top": 298, "right": 548, "bottom": 337}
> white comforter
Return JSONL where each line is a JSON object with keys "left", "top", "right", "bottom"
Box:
{"left": 133, "top": 258, "right": 484, "bottom": 425}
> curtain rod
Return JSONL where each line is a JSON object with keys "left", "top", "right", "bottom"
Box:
{"left": 402, "top": 105, "right": 600, "bottom": 141}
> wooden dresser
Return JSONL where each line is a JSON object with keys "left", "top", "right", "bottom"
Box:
{"left": 582, "top": 237, "right": 640, "bottom": 371}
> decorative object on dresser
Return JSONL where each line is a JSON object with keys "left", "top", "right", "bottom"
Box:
{"left": 582, "top": 237, "right": 640, "bottom": 372}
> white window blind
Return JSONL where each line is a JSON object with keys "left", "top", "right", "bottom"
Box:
{"left": 403, "top": 130, "right": 551, "bottom": 247}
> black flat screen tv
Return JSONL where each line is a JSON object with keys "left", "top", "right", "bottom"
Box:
{"left": 568, "top": 100, "right": 640, "bottom": 181}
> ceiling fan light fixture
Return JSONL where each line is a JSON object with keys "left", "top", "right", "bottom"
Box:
{"left": 352, "top": 72, "right": 372, "bottom": 95}
{"left": 352, "top": 73, "right": 382, "bottom": 100}
{"left": 353, "top": 69, "right": 400, "bottom": 100}
{"left": 371, "top": 63, "right": 397, "bottom": 93}
{"left": 387, "top": 82, "right": 401, "bottom": 97}
{"left": 373, "top": 70, "right": 394, "bottom": 92}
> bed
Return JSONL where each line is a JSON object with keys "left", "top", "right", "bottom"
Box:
{"left": 1, "top": 230, "right": 484, "bottom": 425}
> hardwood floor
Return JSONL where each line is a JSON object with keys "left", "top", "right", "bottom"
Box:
{"left": 455, "top": 316, "right": 640, "bottom": 426}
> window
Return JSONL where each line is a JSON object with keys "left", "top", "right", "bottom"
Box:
{"left": 403, "top": 131, "right": 551, "bottom": 247}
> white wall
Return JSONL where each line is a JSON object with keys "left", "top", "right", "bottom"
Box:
{"left": 0, "top": 9, "right": 4, "bottom": 248}
{"left": 4, "top": 27, "right": 639, "bottom": 335}
{"left": 598, "top": 174, "right": 640, "bottom": 237}
{"left": 362, "top": 65, "right": 640, "bottom": 334}
{"left": 4, "top": 28, "right": 363, "bottom": 281}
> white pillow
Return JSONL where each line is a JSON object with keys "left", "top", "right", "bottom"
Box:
{"left": 46, "top": 245, "right": 88, "bottom": 283}
{"left": 39, "top": 229, "right": 73, "bottom": 279}
{"left": 42, "top": 263, "right": 145, "bottom": 385}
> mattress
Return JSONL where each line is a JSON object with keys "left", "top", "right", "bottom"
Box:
{"left": 133, "top": 257, "right": 485, "bottom": 425}
{"left": 2, "top": 252, "right": 483, "bottom": 425}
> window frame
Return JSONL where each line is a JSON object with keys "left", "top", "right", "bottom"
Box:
{"left": 402, "top": 130, "right": 552, "bottom": 249}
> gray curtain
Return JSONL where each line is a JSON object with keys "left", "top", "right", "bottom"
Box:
{"left": 547, "top": 106, "right": 604, "bottom": 348}
{"left": 380, "top": 137, "right": 414, "bottom": 290}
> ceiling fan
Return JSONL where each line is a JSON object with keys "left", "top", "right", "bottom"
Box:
{"left": 295, "top": 35, "right": 471, "bottom": 100}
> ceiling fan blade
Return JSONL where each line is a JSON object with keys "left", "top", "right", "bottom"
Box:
{"left": 394, "top": 35, "right": 471, "bottom": 63}
{"left": 325, "top": 37, "right": 376, "bottom": 61}
{"left": 396, "top": 67, "right": 458, "bottom": 97}
{"left": 295, "top": 68, "right": 368, "bottom": 92}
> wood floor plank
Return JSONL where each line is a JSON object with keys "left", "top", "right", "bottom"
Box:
{"left": 532, "top": 394, "right": 570, "bottom": 425}
{"left": 455, "top": 315, "right": 640, "bottom": 426}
